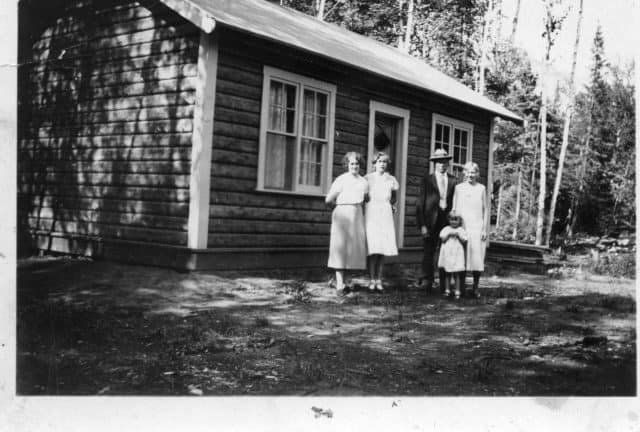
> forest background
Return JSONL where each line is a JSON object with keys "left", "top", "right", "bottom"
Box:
{"left": 277, "top": 0, "right": 636, "bottom": 248}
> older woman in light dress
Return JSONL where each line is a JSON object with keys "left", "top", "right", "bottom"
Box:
{"left": 452, "top": 161, "right": 487, "bottom": 297}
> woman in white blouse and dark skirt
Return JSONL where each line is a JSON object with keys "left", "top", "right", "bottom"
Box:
{"left": 325, "top": 152, "right": 369, "bottom": 295}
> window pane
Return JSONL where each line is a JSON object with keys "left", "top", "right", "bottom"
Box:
{"left": 317, "top": 93, "right": 327, "bottom": 115}
{"left": 317, "top": 115, "right": 326, "bottom": 138}
{"left": 302, "top": 90, "right": 328, "bottom": 139}
{"left": 286, "top": 109, "right": 295, "bottom": 133}
{"left": 435, "top": 124, "right": 442, "bottom": 142}
{"left": 270, "top": 81, "right": 282, "bottom": 107}
{"left": 461, "top": 146, "right": 467, "bottom": 163}
{"left": 265, "top": 133, "right": 295, "bottom": 190}
{"left": 454, "top": 129, "right": 461, "bottom": 146}
{"left": 269, "top": 107, "right": 283, "bottom": 131}
{"left": 303, "top": 112, "right": 314, "bottom": 137}
{"left": 285, "top": 84, "right": 296, "bottom": 109}
{"left": 269, "top": 81, "right": 296, "bottom": 133}
{"left": 303, "top": 89, "right": 315, "bottom": 114}
{"left": 442, "top": 125, "right": 450, "bottom": 143}
{"left": 453, "top": 145, "right": 460, "bottom": 163}
{"left": 299, "top": 138, "right": 325, "bottom": 187}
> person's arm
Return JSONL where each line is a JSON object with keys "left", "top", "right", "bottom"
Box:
{"left": 325, "top": 177, "right": 341, "bottom": 207}
{"left": 481, "top": 185, "right": 487, "bottom": 241}
{"left": 362, "top": 179, "right": 370, "bottom": 208}
{"left": 458, "top": 228, "right": 468, "bottom": 243}
{"left": 452, "top": 183, "right": 459, "bottom": 214}
{"left": 416, "top": 176, "right": 428, "bottom": 237}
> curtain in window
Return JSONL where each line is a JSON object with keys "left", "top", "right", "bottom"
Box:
{"left": 265, "top": 134, "right": 295, "bottom": 190}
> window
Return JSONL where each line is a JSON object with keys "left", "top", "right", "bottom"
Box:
{"left": 258, "top": 67, "right": 336, "bottom": 195}
{"left": 430, "top": 114, "right": 473, "bottom": 179}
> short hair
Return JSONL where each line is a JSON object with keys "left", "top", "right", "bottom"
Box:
{"left": 341, "top": 151, "right": 364, "bottom": 169}
{"left": 448, "top": 210, "right": 463, "bottom": 224}
{"left": 463, "top": 161, "right": 479, "bottom": 174}
{"left": 371, "top": 151, "right": 391, "bottom": 164}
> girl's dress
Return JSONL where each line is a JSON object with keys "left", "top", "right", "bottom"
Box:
{"left": 453, "top": 181, "right": 487, "bottom": 271}
{"left": 327, "top": 172, "right": 368, "bottom": 270}
{"left": 364, "top": 172, "right": 399, "bottom": 256}
{"left": 438, "top": 226, "right": 467, "bottom": 272}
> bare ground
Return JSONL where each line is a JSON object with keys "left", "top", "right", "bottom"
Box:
{"left": 16, "top": 257, "right": 636, "bottom": 396}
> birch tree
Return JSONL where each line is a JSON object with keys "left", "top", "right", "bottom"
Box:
{"left": 535, "top": 0, "right": 567, "bottom": 246}
{"left": 316, "top": 0, "right": 326, "bottom": 19}
{"left": 545, "top": 0, "right": 583, "bottom": 245}
{"left": 401, "top": 0, "right": 415, "bottom": 52}
{"left": 509, "top": 0, "right": 521, "bottom": 43}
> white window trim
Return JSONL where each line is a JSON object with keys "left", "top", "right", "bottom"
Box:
{"left": 367, "top": 101, "right": 410, "bottom": 248}
{"left": 257, "top": 66, "right": 336, "bottom": 197}
{"left": 430, "top": 113, "right": 474, "bottom": 174}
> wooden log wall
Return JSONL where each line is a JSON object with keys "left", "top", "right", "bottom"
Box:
{"left": 18, "top": 0, "right": 199, "bottom": 249}
{"left": 209, "top": 27, "right": 493, "bottom": 249}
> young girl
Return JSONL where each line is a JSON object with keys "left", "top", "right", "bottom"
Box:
{"left": 438, "top": 211, "right": 467, "bottom": 299}
{"left": 326, "top": 152, "right": 369, "bottom": 294}
{"left": 365, "top": 152, "right": 399, "bottom": 292}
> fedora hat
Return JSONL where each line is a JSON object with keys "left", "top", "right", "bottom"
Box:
{"left": 429, "top": 148, "right": 452, "bottom": 161}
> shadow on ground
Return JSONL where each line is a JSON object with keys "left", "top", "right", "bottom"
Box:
{"left": 16, "top": 257, "right": 636, "bottom": 396}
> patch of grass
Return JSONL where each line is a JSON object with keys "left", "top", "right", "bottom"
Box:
{"left": 282, "top": 280, "right": 312, "bottom": 303}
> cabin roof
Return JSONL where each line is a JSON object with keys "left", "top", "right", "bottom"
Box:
{"left": 161, "top": 0, "right": 523, "bottom": 123}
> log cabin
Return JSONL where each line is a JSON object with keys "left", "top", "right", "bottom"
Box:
{"left": 18, "top": 0, "right": 523, "bottom": 270}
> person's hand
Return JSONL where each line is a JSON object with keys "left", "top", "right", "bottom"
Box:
{"left": 327, "top": 201, "right": 336, "bottom": 210}
{"left": 391, "top": 204, "right": 397, "bottom": 214}
{"left": 421, "top": 226, "right": 428, "bottom": 237}
{"left": 481, "top": 232, "right": 487, "bottom": 241}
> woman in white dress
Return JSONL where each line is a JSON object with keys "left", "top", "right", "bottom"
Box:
{"left": 452, "top": 161, "right": 487, "bottom": 297}
{"left": 326, "top": 152, "right": 369, "bottom": 294}
{"left": 364, "top": 152, "right": 399, "bottom": 292}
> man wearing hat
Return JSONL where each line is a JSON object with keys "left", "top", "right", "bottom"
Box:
{"left": 416, "top": 148, "right": 458, "bottom": 293}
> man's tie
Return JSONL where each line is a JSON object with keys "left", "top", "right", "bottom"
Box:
{"left": 438, "top": 174, "right": 446, "bottom": 209}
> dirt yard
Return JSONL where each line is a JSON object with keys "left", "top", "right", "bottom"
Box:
{"left": 16, "top": 257, "right": 636, "bottom": 396}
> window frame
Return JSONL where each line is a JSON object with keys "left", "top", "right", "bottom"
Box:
{"left": 257, "top": 66, "right": 337, "bottom": 196}
{"left": 430, "top": 113, "right": 474, "bottom": 177}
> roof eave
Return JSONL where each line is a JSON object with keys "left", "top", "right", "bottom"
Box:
{"left": 161, "top": 0, "right": 524, "bottom": 126}
{"left": 159, "top": 0, "right": 217, "bottom": 33}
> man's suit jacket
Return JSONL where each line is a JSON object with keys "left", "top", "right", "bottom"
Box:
{"left": 416, "top": 173, "right": 457, "bottom": 233}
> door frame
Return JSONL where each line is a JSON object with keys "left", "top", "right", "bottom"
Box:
{"left": 367, "top": 101, "right": 410, "bottom": 248}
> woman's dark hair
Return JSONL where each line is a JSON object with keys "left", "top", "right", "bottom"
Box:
{"left": 371, "top": 151, "right": 391, "bottom": 165}
{"left": 341, "top": 151, "right": 364, "bottom": 169}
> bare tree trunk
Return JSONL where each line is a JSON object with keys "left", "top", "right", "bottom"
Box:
{"left": 316, "top": 0, "right": 326, "bottom": 20}
{"left": 509, "top": 0, "right": 521, "bottom": 43}
{"left": 535, "top": 77, "right": 548, "bottom": 245}
{"left": 495, "top": 182, "right": 503, "bottom": 230}
{"left": 546, "top": 0, "right": 583, "bottom": 245}
{"left": 529, "top": 128, "right": 538, "bottom": 216}
{"left": 494, "top": 0, "right": 503, "bottom": 40}
{"left": 401, "top": 0, "right": 415, "bottom": 53}
{"left": 477, "top": 0, "right": 492, "bottom": 94}
{"left": 512, "top": 167, "right": 522, "bottom": 240}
